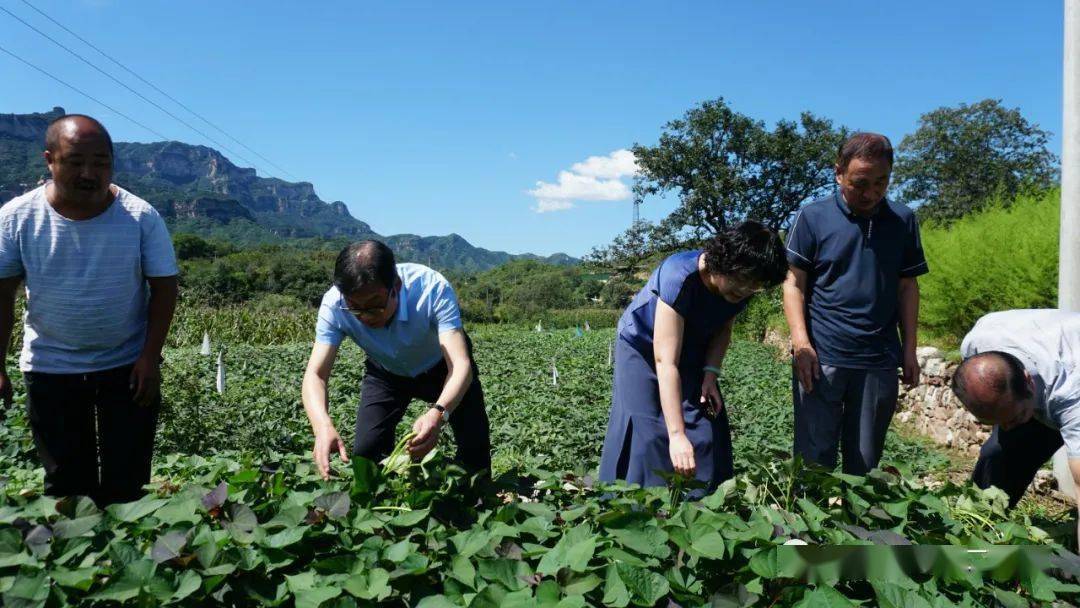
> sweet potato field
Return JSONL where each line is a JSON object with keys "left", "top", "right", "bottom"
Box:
{"left": 0, "top": 327, "right": 1077, "bottom": 607}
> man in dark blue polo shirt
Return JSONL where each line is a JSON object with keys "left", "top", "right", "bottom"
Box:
{"left": 782, "top": 132, "right": 928, "bottom": 475}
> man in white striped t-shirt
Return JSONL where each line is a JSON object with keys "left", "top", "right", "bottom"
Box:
{"left": 0, "top": 114, "right": 178, "bottom": 506}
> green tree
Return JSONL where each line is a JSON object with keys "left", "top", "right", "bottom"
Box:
{"left": 585, "top": 220, "right": 679, "bottom": 280}
{"left": 632, "top": 98, "right": 845, "bottom": 233}
{"left": 893, "top": 99, "right": 1058, "bottom": 222}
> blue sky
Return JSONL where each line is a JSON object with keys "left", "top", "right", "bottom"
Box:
{"left": 1, "top": 1, "right": 1065, "bottom": 257}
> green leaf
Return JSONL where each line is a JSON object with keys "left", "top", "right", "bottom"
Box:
{"left": 452, "top": 554, "right": 477, "bottom": 588}
{"left": 452, "top": 528, "right": 494, "bottom": 559}
{"left": 614, "top": 562, "right": 668, "bottom": 606}
{"left": 563, "top": 573, "right": 602, "bottom": 596}
{"left": 107, "top": 498, "right": 169, "bottom": 522}
{"left": 351, "top": 457, "right": 380, "bottom": 498}
{"left": 690, "top": 531, "right": 726, "bottom": 559}
{"left": 536, "top": 525, "right": 596, "bottom": 575}
{"left": 795, "top": 586, "right": 856, "bottom": 608}
{"left": 871, "top": 582, "right": 933, "bottom": 608}
{"left": 415, "top": 594, "right": 461, "bottom": 608}
{"left": 385, "top": 540, "right": 418, "bottom": 563}
{"left": 314, "top": 491, "right": 350, "bottom": 520}
{"left": 343, "top": 568, "right": 391, "bottom": 600}
{"left": 294, "top": 585, "right": 343, "bottom": 608}
{"left": 476, "top": 559, "right": 532, "bottom": 591}
{"left": 224, "top": 503, "right": 259, "bottom": 543}
{"left": 152, "top": 530, "right": 189, "bottom": 564}
{"left": 3, "top": 570, "right": 49, "bottom": 607}
{"left": 748, "top": 548, "right": 778, "bottom": 578}
{"left": 389, "top": 507, "right": 430, "bottom": 527}
{"left": 51, "top": 514, "right": 101, "bottom": 539}
{"left": 50, "top": 567, "right": 97, "bottom": 591}
{"left": 89, "top": 559, "right": 158, "bottom": 602}
{"left": 262, "top": 526, "right": 307, "bottom": 549}
{"left": 156, "top": 498, "right": 200, "bottom": 525}
{"left": 602, "top": 563, "right": 630, "bottom": 607}
{"left": 606, "top": 524, "right": 669, "bottom": 558}
{"left": 172, "top": 570, "right": 202, "bottom": 603}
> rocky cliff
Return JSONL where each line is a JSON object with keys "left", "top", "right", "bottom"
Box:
{"left": 0, "top": 108, "right": 576, "bottom": 270}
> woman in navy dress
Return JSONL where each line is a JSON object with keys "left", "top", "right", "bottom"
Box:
{"left": 598, "top": 221, "right": 788, "bottom": 491}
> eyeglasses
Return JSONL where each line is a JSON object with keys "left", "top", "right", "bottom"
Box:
{"left": 340, "top": 288, "right": 396, "bottom": 318}
{"left": 725, "top": 276, "right": 766, "bottom": 296}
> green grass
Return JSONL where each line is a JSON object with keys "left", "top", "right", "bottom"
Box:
{"left": 918, "top": 189, "right": 1059, "bottom": 344}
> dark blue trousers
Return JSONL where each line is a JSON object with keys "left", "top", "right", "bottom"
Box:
{"left": 352, "top": 337, "right": 491, "bottom": 474}
{"left": 972, "top": 419, "right": 1063, "bottom": 509}
{"left": 793, "top": 364, "right": 898, "bottom": 475}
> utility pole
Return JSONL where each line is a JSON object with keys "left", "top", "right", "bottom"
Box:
{"left": 633, "top": 199, "right": 641, "bottom": 225}
{"left": 1060, "top": 0, "right": 1080, "bottom": 310}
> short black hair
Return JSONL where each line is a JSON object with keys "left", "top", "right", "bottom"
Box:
{"left": 836, "top": 132, "right": 892, "bottom": 172}
{"left": 334, "top": 240, "right": 397, "bottom": 294}
{"left": 952, "top": 351, "right": 1033, "bottom": 409}
{"left": 45, "top": 114, "right": 114, "bottom": 155}
{"left": 702, "top": 221, "right": 787, "bottom": 287}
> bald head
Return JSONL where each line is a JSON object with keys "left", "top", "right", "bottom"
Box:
{"left": 952, "top": 351, "right": 1034, "bottom": 425}
{"left": 334, "top": 240, "right": 398, "bottom": 294}
{"left": 45, "top": 114, "right": 113, "bottom": 155}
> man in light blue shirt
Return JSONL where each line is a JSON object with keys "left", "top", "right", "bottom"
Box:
{"left": 0, "top": 114, "right": 178, "bottom": 506}
{"left": 301, "top": 240, "right": 491, "bottom": 478}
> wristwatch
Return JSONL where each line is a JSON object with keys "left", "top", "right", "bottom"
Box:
{"left": 431, "top": 404, "right": 450, "bottom": 425}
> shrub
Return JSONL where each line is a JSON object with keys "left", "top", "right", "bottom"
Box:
{"left": 918, "top": 189, "right": 1059, "bottom": 342}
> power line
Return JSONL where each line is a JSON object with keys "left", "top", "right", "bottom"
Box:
{"left": 0, "top": 4, "right": 274, "bottom": 177}
{"left": 0, "top": 43, "right": 171, "bottom": 141}
{"left": 18, "top": 0, "right": 298, "bottom": 181}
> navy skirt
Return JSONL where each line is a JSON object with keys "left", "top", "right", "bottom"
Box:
{"left": 598, "top": 337, "right": 734, "bottom": 491}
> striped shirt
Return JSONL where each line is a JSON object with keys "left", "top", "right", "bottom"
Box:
{"left": 0, "top": 184, "right": 178, "bottom": 373}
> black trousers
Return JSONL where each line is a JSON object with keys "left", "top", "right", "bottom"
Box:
{"left": 353, "top": 343, "right": 492, "bottom": 474}
{"left": 23, "top": 364, "right": 159, "bottom": 506}
{"left": 972, "top": 418, "right": 1063, "bottom": 509}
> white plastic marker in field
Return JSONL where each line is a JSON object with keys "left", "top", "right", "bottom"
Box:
{"left": 1053, "top": 447, "right": 1077, "bottom": 502}
{"left": 216, "top": 352, "right": 226, "bottom": 394}
{"left": 535, "top": 320, "right": 543, "bottom": 332}
{"left": 200, "top": 332, "right": 211, "bottom": 356}
{"left": 551, "top": 357, "right": 559, "bottom": 386}
{"left": 607, "top": 339, "right": 614, "bottom": 367}
{"left": 584, "top": 320, "right": 591, "bottom": 332}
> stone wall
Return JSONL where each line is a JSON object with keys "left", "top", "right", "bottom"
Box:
{"left": 896, "top": 347, "right": 989, "bottom": 458}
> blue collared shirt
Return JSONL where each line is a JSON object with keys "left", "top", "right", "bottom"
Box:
{"left": 315, "top": 263, "right": 463, "bottom": 377}
{"left": 786, "top": 191, "right": 928, "bottom": 369}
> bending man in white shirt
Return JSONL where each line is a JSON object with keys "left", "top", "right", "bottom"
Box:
{"left": 952, "top": 309, "right": 1080, "bottom": 532}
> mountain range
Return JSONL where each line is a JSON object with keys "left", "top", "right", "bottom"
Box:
{"left": 0, "top": 107, "right": 576, "bottom": 272}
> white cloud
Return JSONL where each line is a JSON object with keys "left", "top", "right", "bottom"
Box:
{"left": 534, "top": 199, "right": 575, "bottom": 213}
{"left": 529, "top": 149, "right": 639, "bottom": 213}
{"left": 570, "top": 149, "right": 639, "bottom": 179}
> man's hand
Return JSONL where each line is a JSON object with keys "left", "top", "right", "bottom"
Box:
{"left": 408, "top": 408, "right": 443, "bottom": 460}
{"left": 901, "top": 346, "right": 920, "bottom": 388}
{"left": 700, "top": 372, "right": 724, "bottom": 417}
{"left": 129, "top": 355, "right": 162, "bottom": 407}
{"left": 312, "top": 424, "right": 350, "bottom": 481}
{"left": 668, "top": 431, "right": 696, "bottom": 478}
{"left": 793, "top": 341, "right": 820, "bottom": 393}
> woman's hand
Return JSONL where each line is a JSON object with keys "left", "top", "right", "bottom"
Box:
{"left": 700, "top": 371, "right": 724, "bottom": 417}
{"left": 668, "top": 431, "right": 696, "bottom": 478}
